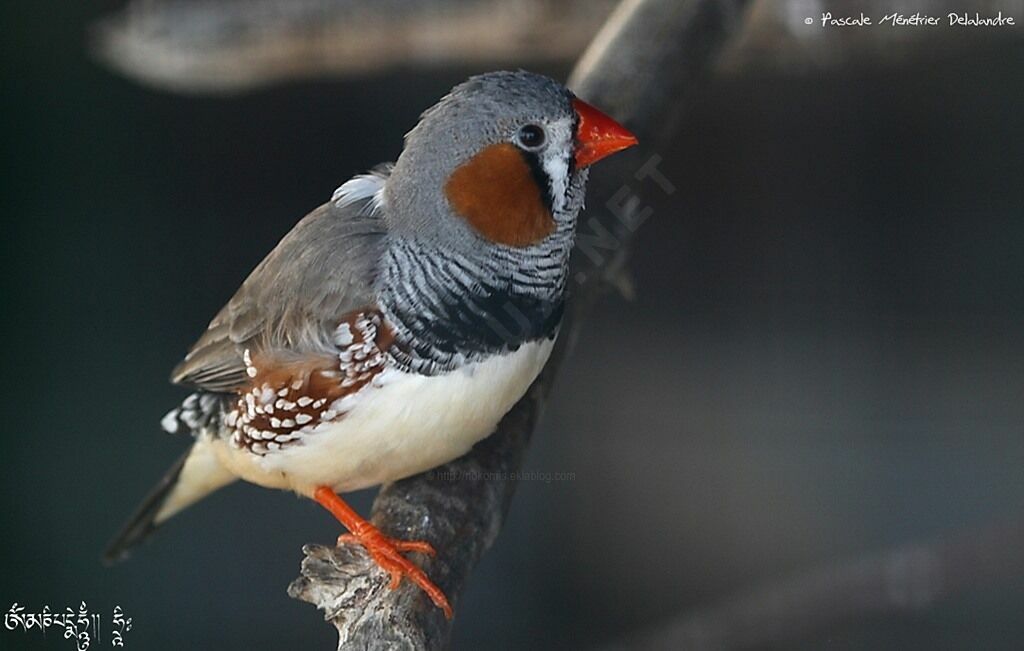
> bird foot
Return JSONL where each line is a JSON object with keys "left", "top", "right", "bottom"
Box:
{"left": 313, "top": 486, "right": 452, "bottom": 619}
{"left": 336, "top": 530, "right": 451, "bottom": 618}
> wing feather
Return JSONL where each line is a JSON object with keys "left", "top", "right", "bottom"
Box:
{"left": 171, "top": 182, "right": 388, "bottom": 393}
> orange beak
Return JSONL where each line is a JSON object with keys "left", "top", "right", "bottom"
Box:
{"left": 572, "top": 97, "right": 638, "bottom": 168}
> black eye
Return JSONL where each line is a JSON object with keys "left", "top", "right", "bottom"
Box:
{"left": 517, "top": 124, "right": 546, "bottom": 149}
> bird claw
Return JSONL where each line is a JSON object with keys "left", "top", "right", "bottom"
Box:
{"left": 336, "top": 530, "right": 451, "bottom": 618}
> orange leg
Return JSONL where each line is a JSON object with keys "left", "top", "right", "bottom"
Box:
{"left": 313, "top": 486, "right": 453, "bottom": 619}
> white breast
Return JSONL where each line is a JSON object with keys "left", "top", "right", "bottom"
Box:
{"left": 213, "top": 338, "right": 554, "bottom": 496}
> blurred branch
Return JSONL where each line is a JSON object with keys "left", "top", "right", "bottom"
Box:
{"left": 90, "top": 0, "right": 1024, "bottom": 94}
{"left": 286, "top": 0, "right": 752, "bottom": 649}
{"left": 602, "top": 514, "right": 1024, "bottom": 650}
{"left": 90, "top": 0, "right": 616, "bottom": 95}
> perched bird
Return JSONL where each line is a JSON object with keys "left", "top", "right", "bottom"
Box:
{"left": 104, "top": 71, "right": 637, "bottom": 618}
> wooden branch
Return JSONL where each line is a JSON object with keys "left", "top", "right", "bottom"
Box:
{"left": 286, "top": 0, "right": 752, "bottom": 648}
{"left": 600, "top": 514, "right": 1024, "bottom": 650}
{"left": 90, "top": 0, "right": 617, "bottom": 95}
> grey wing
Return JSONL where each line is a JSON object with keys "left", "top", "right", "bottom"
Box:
{"left": 171, "top": 197, "right": 388, "bottom": 393}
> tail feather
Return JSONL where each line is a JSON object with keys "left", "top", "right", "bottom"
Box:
{"left": 103, "top": 449, "right": 189, "bottom": 564}
{"left": 103, "top": 440, "right": 235, "bottom": 564}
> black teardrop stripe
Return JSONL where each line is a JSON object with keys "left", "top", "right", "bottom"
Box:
{"left": 519, "top": 148, "right": 556, "bottom": 216}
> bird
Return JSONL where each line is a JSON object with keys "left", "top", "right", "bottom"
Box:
{"left": 104, "top": 70, "right": 637, "bottom": 619}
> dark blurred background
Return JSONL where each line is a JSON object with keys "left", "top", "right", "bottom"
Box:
{"left": 2, "top": 1, "right": 1023, "bottom": 649}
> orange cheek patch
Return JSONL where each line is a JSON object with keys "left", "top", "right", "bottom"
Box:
{"left": 444, "top": 143, "right": 555, "bottom": 248}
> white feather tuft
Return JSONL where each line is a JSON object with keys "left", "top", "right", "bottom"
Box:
{"left": 160, "top": 409, "right": 180, "bottom": 433}
{"left": 331, "top": 165, "right": 391, "bottom": 214}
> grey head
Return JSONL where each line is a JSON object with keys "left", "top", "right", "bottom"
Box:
{"left": 384, "top": 70, "right": 587, "bottom": 252}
